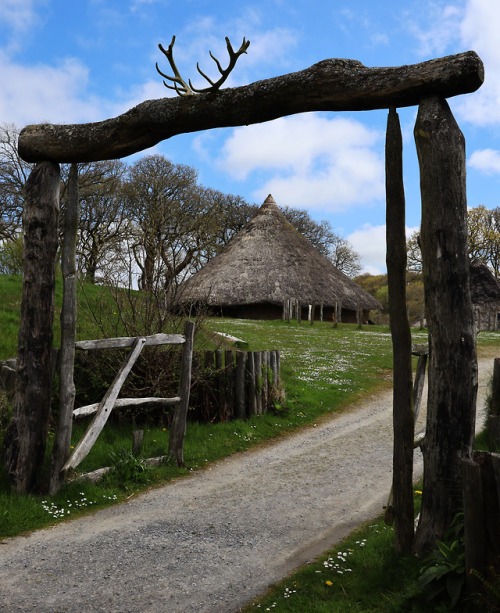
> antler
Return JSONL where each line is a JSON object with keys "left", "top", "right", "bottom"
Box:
{"left": 156, "top": 36, "right": 250, "bottom": 97}
{"left": 191, "top": 37, "right": 250, "bottom": 93}
{"left": 156, "top": 36, "right": 194, "bottom": 96}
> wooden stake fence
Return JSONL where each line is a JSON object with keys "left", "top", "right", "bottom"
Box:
{"left": 189, "top": 349, "right": 282, "bottom": 423}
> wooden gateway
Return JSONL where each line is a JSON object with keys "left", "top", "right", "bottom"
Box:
{"left": 178, "top": 194, "right": 380, "bottom": 322}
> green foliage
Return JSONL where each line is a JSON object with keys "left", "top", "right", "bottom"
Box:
{"left": 104, "top": 448, "right": 152, "bottom": 487}
{"left": 417, "top": 513, "right": 466, "bottom": 609}
{"left": 470, "top": 567, "right": 500, "bottom": 612}
{"left": 0, "top": 236, "right": 23, "bottom": 274}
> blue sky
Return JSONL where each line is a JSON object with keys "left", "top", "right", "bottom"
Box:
{"left": 2, "top": 0, "right": 500, "bottom": 274}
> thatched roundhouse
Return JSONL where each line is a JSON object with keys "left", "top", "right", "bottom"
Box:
{"left": 180, "top": 195, "right": 380, "bottom": 322}
{"left": 470, "top": 259, "right": 500, "bottom": 331}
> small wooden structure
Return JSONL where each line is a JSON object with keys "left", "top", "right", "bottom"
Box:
{"left": 64, "top": 325, "right": 194, "bottom": 473}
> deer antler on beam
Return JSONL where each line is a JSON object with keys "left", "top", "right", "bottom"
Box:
{"left": 156, "top": 36, "right": 194, "bottom": 96}
{"left": 156, "top": 35, "right": 250, "bottom": 96}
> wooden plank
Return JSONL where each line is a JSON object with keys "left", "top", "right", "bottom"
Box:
{"left": 211, "top": 332, "right": 248, "bottom": 346}
{"left": 63, "top": 337, "right": 146, "bottom": 473}
{"left": 73, "top": 396, "right": 181, "bottom": 418}
{"left": 75, "top": 333, "right": 184, "bottom": 351}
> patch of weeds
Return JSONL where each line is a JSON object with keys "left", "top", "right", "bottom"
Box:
{"left": 417, "top": 513, "right": 466, "bottom": 609}
{"left": 104, "top": 448, "right": 152, "bottom": 487}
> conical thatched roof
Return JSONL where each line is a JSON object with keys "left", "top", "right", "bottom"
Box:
{"left": 180, "top": 195, "right": 380, "bottom": 311}
{"left": 470, "top": 259, "right": 500, "bottom": 303}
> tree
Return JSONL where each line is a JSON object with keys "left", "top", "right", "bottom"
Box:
{"left": 123, "top": 155, "right": 206, "bottom": 292}
{"left": 70, "top": 160, "right": 129, "bottom": 283}
{"left": 0, "top": 123, "right": 32, "bottom": 241}
{"left": 467, "top": 205, "right": 500, "bottom": 278}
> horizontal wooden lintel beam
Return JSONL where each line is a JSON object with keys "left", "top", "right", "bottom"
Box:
{"left": 18, "top": 51, "right": 483, "bottom": 163}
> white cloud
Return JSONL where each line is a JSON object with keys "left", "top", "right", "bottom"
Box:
{"left": 408, "top": 3, "right": 463, "bottom": 58}
{"left": 456, "top": 0, "right": 500, "bottom": 126}
{"left": 347, "top": 224, "right": 419, "bottom": 275}
{"left": 0, "top": 0, "right": 39, "bottom": 32}
{"left": 0, "top": 53, "right": 112, "bottom": 126}
{"left": 468, "top": 148, "right": 500, "bottom": 174}
{"left": 214, "top": 114, "right": 384, "bottom": 211}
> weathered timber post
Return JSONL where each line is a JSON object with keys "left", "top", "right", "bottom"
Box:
{"left": 168, "top": 321, "right": 195, "bottom": 467}
{"left": 262, "top": 351, "right": 269, "bottom": 411}
{"left": 132, "top": 430, "right": 144, "bottom": 457}
{"left": 489, "top": 357, "right": 500, "bottom": 450}
{"left": 385, "top": 107, "right": 414, "bottom": 553}
{"left": 225, "top": 350, "right": 235, "bottom": 420}
{"left": 413, "top": 96, "right": 478, "bottom": 554}
{"left": 234, "top": 351, "right": 247, "bottom": 419}
{"left": 49, "top": 163, "right": 79, "bottom": 495}
{"left": 2, "top": 161, "right": 60, "bottom": 493}
{"left": 246, "top": 352, "right": 257, "bottom": 417}
{"left": 254, "top": 352, "right": 263, "bottom": 414}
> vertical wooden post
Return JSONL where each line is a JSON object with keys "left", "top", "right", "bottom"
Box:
{"left": 215, "top": 349, "right": 223, "bottom": 419}
{"left": 246, "top": 352, "right": 257, "bottom": 416}
{"left": 413, "top": 96, "right": 478, "bottom": 554}
{"left": 262, "top": 351, "right": 269, "bottom": 412}
{"left": 50, "top": 163, "right": 79, "bottom": 495}
{"left": 235, "top": 351, "right": 247, "bottom": 419}
{"left": 463, "top": 457, "right": 487, "bottom": 593}
{"left": 225, "top": 349, "right": 235, "bottom": 420}
{"left": 254, "top": 352, "right": 263, "bottom": 414}
{"left": 338, "top": 300, "right": 342, "bottom": 323}
{"left": 132, "top": 430, "right": 144, "bottom": 457}
{"left": 168, "top": 321, "right": 195, "bottom": 467}
{"left": 385, "top": 106, "right": 414, "bottom": 553}
{"left": 2, "top": 162, "right": 60, "bottom": 493}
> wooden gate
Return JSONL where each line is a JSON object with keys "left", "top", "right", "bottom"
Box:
{"left": 63, "top": 324, "right": 194, "bottom": 474}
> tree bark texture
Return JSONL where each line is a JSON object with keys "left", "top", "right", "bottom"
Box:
{"left": 1, "top": 161, "right": 60, "bottom": 493}
{"left": 49, "top": 163, "right": 79, "bottom": 494}
{"left": 168, "top": 321, "right": 195, "bottom": 467}
{"left": 413, "top": 96, "right": 478, "bottom": 555}
{"left": 385, "top": 107, "right": 414, "bottom": 553}
{"left": 18, "top": 52, "right": 483, "bottom": 163}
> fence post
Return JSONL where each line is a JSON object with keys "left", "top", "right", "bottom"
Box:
{"left": 168, "top": 321, "right": 195, "bottom": 467}
{"left": 246, "top": 352, "right": 257, "bottom": 417}
{"left": 225, "top": 350, "right": 235, "bottom": 420}
{"left": 132, "top": 430, "right": 144, "bottom": 457}
{"left": 235, "top": 351, "right": 247, "bottom": 419}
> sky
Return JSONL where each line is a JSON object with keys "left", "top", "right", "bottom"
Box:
{"left": 1, "top": 0, "right": 500, "bottom": 274}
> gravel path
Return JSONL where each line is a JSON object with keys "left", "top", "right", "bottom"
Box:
{"left": 0, "top": 358, "right": 493, "bottom": 613}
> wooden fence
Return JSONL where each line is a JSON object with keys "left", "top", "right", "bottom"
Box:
{"left": 463, "top": 450, "right": 500, "bottom": 592}
{"left": 188, "top": 349, "right": 282, "bottom": 423}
